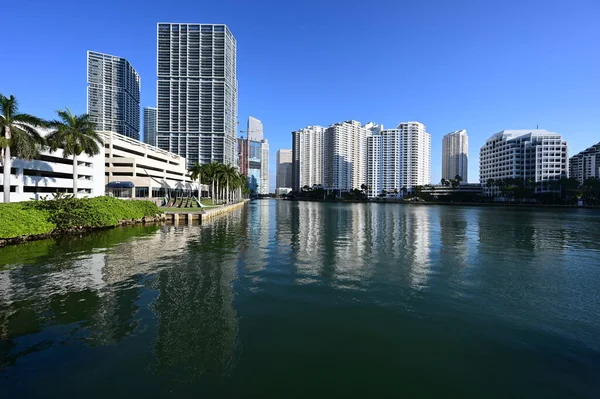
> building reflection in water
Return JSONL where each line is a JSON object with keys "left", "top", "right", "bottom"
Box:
{"left": 151, "top": 212, "right": 243, "bottom": 379}
{"left": 0, "top": 213, "right": 244, "bottom": 380}
{"left": 288, "top": 202, "right": 433, "bottom": 291}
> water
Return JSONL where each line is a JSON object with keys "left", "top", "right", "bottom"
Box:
{"left": 1, "top": 201, "right": 600, "bottom": 398}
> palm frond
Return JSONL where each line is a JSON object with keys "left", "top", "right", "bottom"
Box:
{"left": 10, "top": 127, "right": 42, "bottom": 160}
{"left": 0, "top": 94, "right": 18, "bottom": 121}
{"left": 13, "top": 113, "right": 47, "bottom": 127}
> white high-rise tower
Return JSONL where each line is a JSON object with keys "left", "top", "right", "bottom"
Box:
{"left": 156, "top": 23, "right": 238, "bottom": 167}
{"left": 366, "top": 121, "right": 431, "bottom": 197}
{"left": 442, "top": 130, "right": 468, "bottom": 182}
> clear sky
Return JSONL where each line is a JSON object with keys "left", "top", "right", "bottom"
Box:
{"left": 3, "top": 0, "right": 600, "bottom": 189}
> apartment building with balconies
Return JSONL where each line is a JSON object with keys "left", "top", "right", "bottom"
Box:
{"left": 479, "top": 130, "right": 568, "bottom": 196}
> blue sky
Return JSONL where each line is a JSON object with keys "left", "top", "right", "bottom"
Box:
{"left": 3, "top": 0, "right": 600, "bottom": 188}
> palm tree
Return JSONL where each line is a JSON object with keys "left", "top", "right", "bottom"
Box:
{"left": 0, "top": 94, "right": 47, "bottom": 203}
{"left": 189, "top": 162, "right": 205, "bottom": 199}
{"left": 46, "top": 108, "right": 102, "bottom": 198}
{"left": 220, "top": 164, "right": 237, "bottom": 203}
{"left": 203, "top": 161, "right": 220, "bottom": 204}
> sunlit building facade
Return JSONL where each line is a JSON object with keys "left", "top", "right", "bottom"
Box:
{"left": 87, "top": 51, "right": 141, "bottom": 140}
{"left": 292, "top": 126, "right": 325, "bottom": 191}
{"left": 442, "top": 130, "right": 468, "bottom": 182}
{"left": 480, "top": 130, "right": 568, "bottom": 196}
{"left": 367, "top": 122, "right": 431, "bottom": 197}
{"left": 156, "top": 23, "right": 238, "bottom": 167}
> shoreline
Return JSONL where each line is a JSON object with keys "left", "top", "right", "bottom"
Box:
{"left": 288, "top": 198, "right": 600, "bottom": 210}
{"left": 0, "top": 200, "right": 249, "bottom": 248}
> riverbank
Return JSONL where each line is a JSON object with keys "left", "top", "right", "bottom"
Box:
{"left": 0, "top": 196, "right": 163, "bottom": 247}
{"left": 289, "top": 197, "right": 600, "bottom": 209}
{"left": 0, "top": 198, "right": 249, "bottom": 248}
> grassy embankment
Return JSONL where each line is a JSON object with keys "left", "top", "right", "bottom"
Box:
{"left": 0, "top": 196, "right": 160, "bottom": 240}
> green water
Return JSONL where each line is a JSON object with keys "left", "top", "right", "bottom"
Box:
{"left": 1, "top": 201, "right": 599, "bottom": 398}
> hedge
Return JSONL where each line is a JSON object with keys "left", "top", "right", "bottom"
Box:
{"left": 0, "top": 203, "right": 56, "bottom": 239}
{"left": 0, "top": 196, "right": 160, "bottom": 239}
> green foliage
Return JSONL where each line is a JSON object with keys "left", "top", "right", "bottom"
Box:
{"left": 0, "top": 195, "right": 160, "bottom": 239}
{"left": 30, "top": 195, "right": 159, "bottom": 229}
{"left": 0, "top": 203, "right": 55, "bottom": 239}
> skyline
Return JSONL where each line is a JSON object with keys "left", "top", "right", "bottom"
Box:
{"left": 3, "top": 0, "right": 600, "bottom": 190}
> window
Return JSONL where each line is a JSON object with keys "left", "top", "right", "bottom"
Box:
{"left": 135, "top": 187, "right": 149, "bottom": 198}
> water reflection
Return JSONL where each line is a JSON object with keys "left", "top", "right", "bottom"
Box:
{"left": 152, "top": 215, "right": 242, "bottom": 379}
{"left": 0, "top": 212, "right": 245, "bottom": 380}
{"left": 1, "top": 202, "right": 600, "bottom": 397}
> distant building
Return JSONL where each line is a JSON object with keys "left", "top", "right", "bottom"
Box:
{"left": 102, "top": 130, "right": 196, "bottom": 199}
{"left": 237, "top": 137, "right": 249, "bottom": 176}
{"left": 292, "top": 126, "right": 325, "bottom": 191}
{"left": 276, "top": 187, "right": 292, "bottom": 197}
{"left": 479, "top": 130, "right": 568, "bottom": 196}
{"left": 569, "top": 142, "right": 600, "bottom": 184}
{"left": 143, "top": 107, "right": 158, "bottom": 146}
{"left": 442, "top": 130, "right": 468, "bottom": 183}
{"left": 247, "top": 140, "right": 262, "bottom": 194}
{"left": 421, "top": 183, "right": 483, "bottom": 198}
{"left": 155, "top": 23, "right": 238, "bottom": 167}
{"left": 247, "top": 116, "right": 263, "bottom": 142}
{"left": 366, "top": 122, "right": 431, "bottom": 197}
{"left": 323, "top": 120, "right": 369, "bottom": 191}
{"left": 87, "top": 51, "right": 141, "bottom": 139}
{"left": 276, "top": 149, "right": 293, "bottom": 189}
{"left": 260, "top": 139, "right": 269, "bottom": 194}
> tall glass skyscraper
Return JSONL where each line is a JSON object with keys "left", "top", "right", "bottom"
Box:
{"left": 87, "top": 51, "right": 141, "bottom": 139}
{"left": 143, "top": 107, "right": 158, "bottom": 146}
{"left": 156, "top": 23, "right": 238, "bottom": 167}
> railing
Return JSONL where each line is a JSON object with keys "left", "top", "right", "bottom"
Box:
{"left": 99, "top": 131, "right": 183, "bottom": 161}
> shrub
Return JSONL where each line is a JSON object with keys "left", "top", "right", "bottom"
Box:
{"left": 0, "top": 203, "right": 56, "bottom": 239}
{"left": 1, "top": 196, "right": 160, "bottom": 239}
{"left": 30, "top": 195, "right": 160, "bottom": 229}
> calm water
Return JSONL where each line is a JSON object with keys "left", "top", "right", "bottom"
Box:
{"left": 1, "top": 201, "right": 600, "bottom": 398}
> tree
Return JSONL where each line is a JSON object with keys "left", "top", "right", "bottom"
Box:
{"left": 0, "top": 94, "right": 47, "bottom": 203}
{"left": 220, "top": 164, "right": 237, "bottom": 203}
{"left": 454, "top": 175, "right": 463, "bottom": 185}
{"left": 46, "top": 108, "right": 102, "bottom": 198}
{"left": 203, "top": 161, "right": 221, "bottom": 204}
{"left": 189, "top": 162, "right": 205, "bottom": 199}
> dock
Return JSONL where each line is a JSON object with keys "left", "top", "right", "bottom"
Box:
{"left": 162, "top": 199, "right": 248, "bottom": 224}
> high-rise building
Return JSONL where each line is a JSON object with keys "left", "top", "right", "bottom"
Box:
{"left": 442, "top": 130, "right": 468, "bottom": 183}
{"left": 237, "top": 137, "right": 249, "bottom": 176}
{"left": 366, "top": 122, "right": 431, "bottom": 197}
{"left": 143, "top": 107, "right": 158, "bottom": 146}
{"left": 569, "top": 142, "right": 600, "bottom": 184}
{"left": 323, "top": 120, "right": 369, "bottom": 191}
{"left": 247, "top": 116, "right": 263, "bottom": 141}
{"left": 247, "top": 140, "right": 262, "bottom": 194}
{"left": 156, "top": 23, "right": 238, "bottom": 167}
{"left": 480, "top": 130, "right": 568, "bottom": 196}
{"left": 292, "top": 126, "right": 325, "bottom": 191}
{"left": 276, "top": 149, "right": 293, "bottom": 189}
{"left": 87, "top": 51, "right": 140, "bottom": 139}
{"left": 260, "top": 139, "right": 269, "bottom": 194}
